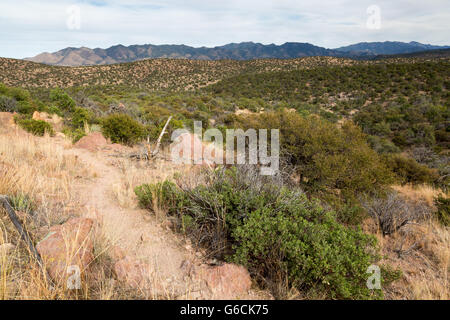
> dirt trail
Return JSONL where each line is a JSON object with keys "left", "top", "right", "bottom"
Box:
{"left": 62, "top": 144, "right": 203, "bottom": 298}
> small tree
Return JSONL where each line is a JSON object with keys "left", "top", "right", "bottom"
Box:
{"left": 49, "top": 88, "right": 76, "bottom": 112}
{"left": 101, "top": 113, "right": 145, "bottom": 146}
{"left": 72, "top": 107, "right": 91, "bottom": 129}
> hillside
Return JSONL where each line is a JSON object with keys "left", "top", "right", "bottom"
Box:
{"left": 0, "top": 56, "right": 360, "bottom": 90}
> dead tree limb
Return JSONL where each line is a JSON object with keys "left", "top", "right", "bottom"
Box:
{"left": 151, "top": 116, "right": 172, "bottom": 158}
{"left": 0, "top": 195, "right": 44, "bottom": 267}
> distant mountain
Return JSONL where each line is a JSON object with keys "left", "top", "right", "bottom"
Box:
{"left": 373, "top": 48, "right": 450, "bottom": 60}
{"left": 26, "top": 42, "right": 339, "bottom": 66}
{"left": 25, "top": 41, "right": 449, "bottom": 66}
{"left": 335, "top": 41, "right": 450, "bottom": 57}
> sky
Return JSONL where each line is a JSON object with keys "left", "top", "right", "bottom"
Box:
{"left": 0, "top": 0, "right": 449, "bottom": 59}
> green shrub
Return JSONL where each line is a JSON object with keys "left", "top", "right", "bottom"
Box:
{"left": 16, "top": 100, "right": 36, "bottom": 114}
{"left": 135, "top": 167, "right": 388, "bottom": 299}
{"left": 235, "top": 111, "right": 394, "bottom": 198}
{"left": 232, "top": 194, "right": 381, "bottom": 299}
{"left": 101, "top": 113, "right": 145, "bottom": 145}
{"left": 15, "top": 117, "right": 54, "bottom": 136}
{"left": 45, "top": 105, "right": 63, "bottom": 117}
{"left": 383, "top": 154, "right": 439, "bottom": 185}
{"left": 63, "top": 127, "right": 86, "bottom": 143}
{"left": 0, "top": 95, "right": 17, "bottom": 112}
{"left": 49, "top": 88, "right": 76, "bottom": 112}
{"left": 72, "top": 107, "right": 91, "bottom": 129}
{"left": 9, "top": 87, "right": 31, "bottom": 102}
{"left": 434, "top": 196, "right": 449, "bottom": 226}
{"left": 134, "top": 180, "right": 178, "bottom": 212}
{"left": 0, "top": 83, "right": 7, "bottom": 95}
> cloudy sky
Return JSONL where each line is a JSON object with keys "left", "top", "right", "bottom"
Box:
{"left": 1, "top": 0, "right": 449, "bottom": 59}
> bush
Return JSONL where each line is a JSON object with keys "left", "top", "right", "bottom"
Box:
{"left": 0, "top": 95, "right": 17, "bottom": 112}
{"left": 383, "top": 154, "right": 439, "bottom": 185}
{"left": 101, "top": 113, "right": 145, "bottom": 145}
{"left": 135, "top": 167, "right": 387, "bottom": 299}
{"left": 231, "top": 189, "right": 381, "bottom": 299}
{"left": 234, "top": 111, "right": 394, "bottom": 199}
{"left": 72, "top": 107, "right": 91, "bottom": 129}
{"left": 63, "top": 127, "right": 86, "bottom": 143}
{"left": 15, "top": 118, "right": 54, "bottom": 136}
{"left": 9, "top": 87, "right": 31, "bottom": 102}
{"left": 45, "top": 105, "right": 63, "bottom": 117}
{"left": 134, "top": 180, "right": 178, "bottom": 212}
{"left": 362, "top": 192, "right": 430, "bottom": 236}
{"left": 434, "top": 196, "right": 449, "bottom": 226}
{"left": 49, "top": 88, "right": 76, "bottom": 112}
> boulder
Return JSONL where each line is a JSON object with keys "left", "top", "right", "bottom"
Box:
{"left": 36, "top": 218, "right": 94, "bottom": 282}
{"left": 32, "top": 111, "right": 64, "bottom": 131}
{"left": 113, "top": 255, "right": 166, "bottom": 294}
{"left": 74, "top": 132, "right": 108, "bottom": 152}
{"left": 32, "top": 111, "right": 43, "bottom": 121}
{"left": 195, "top": 263, "right": 252, "bottom": 299}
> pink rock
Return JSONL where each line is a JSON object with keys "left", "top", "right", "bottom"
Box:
{"left": 36, "top": 218, "right": 94, "bottom": 282}
{"left": 196, "top": 263, "right": 252, "bottom": 299}
{"left": 114, "top": 255, "right": 152, "bottom": 289}
{"left": 74, "top": 132, "right": 108, "bottom": 152}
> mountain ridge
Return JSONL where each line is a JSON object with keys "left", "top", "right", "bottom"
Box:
{"left": 25, "top": 41, "right": 450, "bottom": 66}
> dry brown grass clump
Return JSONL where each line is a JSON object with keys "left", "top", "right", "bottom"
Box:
{"left": 378, "top": 219, "right": 449, "bottom": 300}
{"left": 0, "top": 129, "right": 116, "bottom": 299}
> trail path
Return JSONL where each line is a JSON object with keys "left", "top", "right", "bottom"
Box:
{"left": 63, "top": 144, "right": 203, "bottom": 298}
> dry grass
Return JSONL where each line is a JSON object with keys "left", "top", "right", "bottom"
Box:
{"left": 378, "top": 217, "right": 449, "bottom": 300}
{"left": 0, "top": 131, "right": 87, "bottom": 225}
{"left": 393, "top": 184, "right": 445, "bottom": 207}
{"left": 0, "top": 129, "right": 118, "bottom": 299}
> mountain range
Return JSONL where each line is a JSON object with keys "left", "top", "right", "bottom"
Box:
{"left": 25, "top": 41, "right": 450, "bottom": 66}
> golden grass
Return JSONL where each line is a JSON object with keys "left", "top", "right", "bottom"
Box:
{"left": 393, "top": 184, "right": 445, "bottom": 207}
{"left": 0, "top": 129, "right": 115, "bottom": 299}
{"left": 380, "top": 218, "right": 449, "bottom": 300}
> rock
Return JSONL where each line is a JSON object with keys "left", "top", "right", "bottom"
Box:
{"left": 74, "top": 132, "right": 108, "bottom": 152}
{"left": 110, "top": 245, "right": 126, "bottom": 261}
{"left": 0, "top": 243, "right": 14, "bottom": 256}
{"left": 36, "top": 218, "right": 95, "bottom": 281}
{"left": 32, "top": 111, "right": 43, "bottom": 121}
{"left": 114, "top": 256, "right": 154, "bottom": 290}
{"left": 195, "top": 263, "right": 252, "bottom": 299}
{"left": 31, "top": 111, "right": 64, "bottom": 131}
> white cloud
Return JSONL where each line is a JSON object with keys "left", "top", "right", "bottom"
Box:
{"left": 0, "top": 0, "right": 448, "bottom": 58}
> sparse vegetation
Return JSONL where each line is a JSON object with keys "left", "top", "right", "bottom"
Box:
{"left": 0, "top": 52, "right": 448, "bottom": 301}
